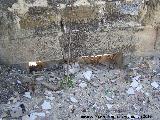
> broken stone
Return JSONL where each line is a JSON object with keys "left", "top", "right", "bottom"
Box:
{"left": 79, "top": 82, "right": 87, "bottom": 88}
{"left": 46, "top": 111, "right": 50, "bottom": 114}
{"left": 70, "top": 97, "right": 78, "bottom": 103}
{"left": 1, "top": 56, "right": 160, "bottom": 119}
{"left": 10, "top": 107, "right": 23, "bottom": 118}
{"left": 105, "top": 96, "right": 113, "bottom": 101}
{"left": 111, "top": 79, "right": 116, "bottom": 83}
{"left": 23, "top": 92, "right": 31, "bottom": 99}
{"left": 145, "top": 92, "right": 150, "bottom": 96}
{"left": 22, "top": 115, "right": 30, "bottom": 120}
{"left": 83, "top": 71, "right": 92, "bottom": 81}
{"left": 44, "top": 90, "right": 52, "bottom": 96}
{"left": 151, "top": 81, "right": 159, "bottom": 89}
{"left": 132, "top": 75, "right": 141, "bottom": 81}
{"left": 41, "top": 100, "right": 52, "bottom": 110}
{"left": 30, "top": 112, "right": 45, "bottom": 120}
{"left": 44, "top": 90, "right": 55, "bottom": 100}
{"left": 126, "top": 87, "right": 135, "bottom": 95}
{"left": 106, "top": 104, "right": 113, "bottom": 109}
{"left": 17, "top": 80, "right": 21, "bottom": 84}
{"left": 130, "top": 80, "right": 139, "bottom": 88}
{"left": 136, "top": 84, "right": 143, "bottom": 91}
{"left": 36, "top": 76, "right": 44, "bottom": 81}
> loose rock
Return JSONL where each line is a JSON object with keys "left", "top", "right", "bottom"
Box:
{"left": 70, "top": 97, "right": 78, "bottom": 103}
{"left": 151, "top": 81, "right": 159, "bottom": 89}
{"left": 41, "top": 100, "right": 52, "bottom": 110}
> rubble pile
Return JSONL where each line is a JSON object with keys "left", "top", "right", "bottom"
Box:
{"left": 0, "top": 55, "right": 160, "bottom": 119}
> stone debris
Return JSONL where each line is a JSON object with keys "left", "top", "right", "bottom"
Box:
{"left": 44, "top": 90, "right": 55, "bottom": 101}
{"left": 136, "top": 84, "right": 143, "bottom": 91}
{"left": 132, "top": 75, "right": 141, "bottom": 81}
{"left": 126, "top": 87, "right": 135, "bottom": 95}
{"left": 105, "top": 96, "right": 113, "bottom": 101}
{"left": 41, "top": 100, "right": 52, "bottom": 110}
{"left": 10, "top": 107, "right": 23, "bottom": 118}
{"left": 151, "top": 81, "right": 159, "bottom": 89}
{"left": 145, "top": 92, "right": 150, "bottom": 96}
{"left": 70, "top": 97, "right": 78, "bottom": 103}
{"left": 22, "top": 115, "right": 30, "bottom": 120}
{"left": 30, "top": 112, "right": 46, "bottom": 120}
{"left": 130, "top": 80, "right": 139, "bottom": 88}
{"left": 23, "top": 92, "right": 32, "bottom": 99}
{"left": 79, "top": 82, "right": 87, "bottom": 88}
{"left": 36, "top": 76, "right": 44, "bottom": 81}
{"left": 83, "top": 71, "right": 92, "bottom": 81}
{"left": 106, "top": 104, "right": 113, "bottom": 109}
{"left": 17, "top": 80, "right": 21, "bottom": 84}
{"left": 1, "top": 56, "right": 160, "bottom": 119}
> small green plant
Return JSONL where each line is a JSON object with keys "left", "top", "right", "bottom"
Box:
{"left": 60, "top": 75, "right": 74, "bottom": 89}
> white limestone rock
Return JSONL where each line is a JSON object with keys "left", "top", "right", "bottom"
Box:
{"left": 73, "top": 0, "right": 90, "bottom": 6}
{"left": 136, "top": 84, "right": 143, "bottom": 91}
{"left": 41, "top": 100, "right": 52, "bottom": 110}
{"left": 10, "top": 107, "right": 23, "bottom": 118}
{"left": 30, "top": 112, "right": 45, "bottom": 120}
{"left": 23, "top": 92, "right": 31, "bottom": 99}
{"left": 70, "top": 97, "right": 78, "bottom": 103}
{"left": 151, "top": 81, "right": 159, "bottom": 89}
{"left": 126, "top": 87, "right": 135, "bottom": 95}
{"left": 130, "top": 80, "right": 139, "bottom": 88}
{"left": 22, "top": 115, "right": 30, "bottom": 120}
{"left": 36, "top": 76, "right": 44, "bottom": 81}
{"left": 79, "top": 82, "right": 87, "bottom": 88}
{"left": 83, "top": 71, "right": 92, "bottom": 81}
{"left": 106, "top": 104, "right": 113, "bottom": 109}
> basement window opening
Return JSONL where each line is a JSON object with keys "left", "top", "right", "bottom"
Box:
{"left": 28, "top": 61, "right": 44, "bottom": 73}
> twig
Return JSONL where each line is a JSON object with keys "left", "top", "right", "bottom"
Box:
{"left": 66, "top": 30, "right": 71, "bottom": 87}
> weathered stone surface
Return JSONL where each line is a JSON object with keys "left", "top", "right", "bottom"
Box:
{"left": 0, "top": 0, "right": 160, "bottom": 65}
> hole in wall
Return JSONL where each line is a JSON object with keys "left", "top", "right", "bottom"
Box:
{"left": 28, "top": 61, "right": 45, "bottom": 73}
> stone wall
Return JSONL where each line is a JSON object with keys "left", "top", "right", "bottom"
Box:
{"left": 0, "top": 0, "right": 160, "bottom": 65}
{"left": 0, "top": 23, "right": 157, "bottom": 65}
